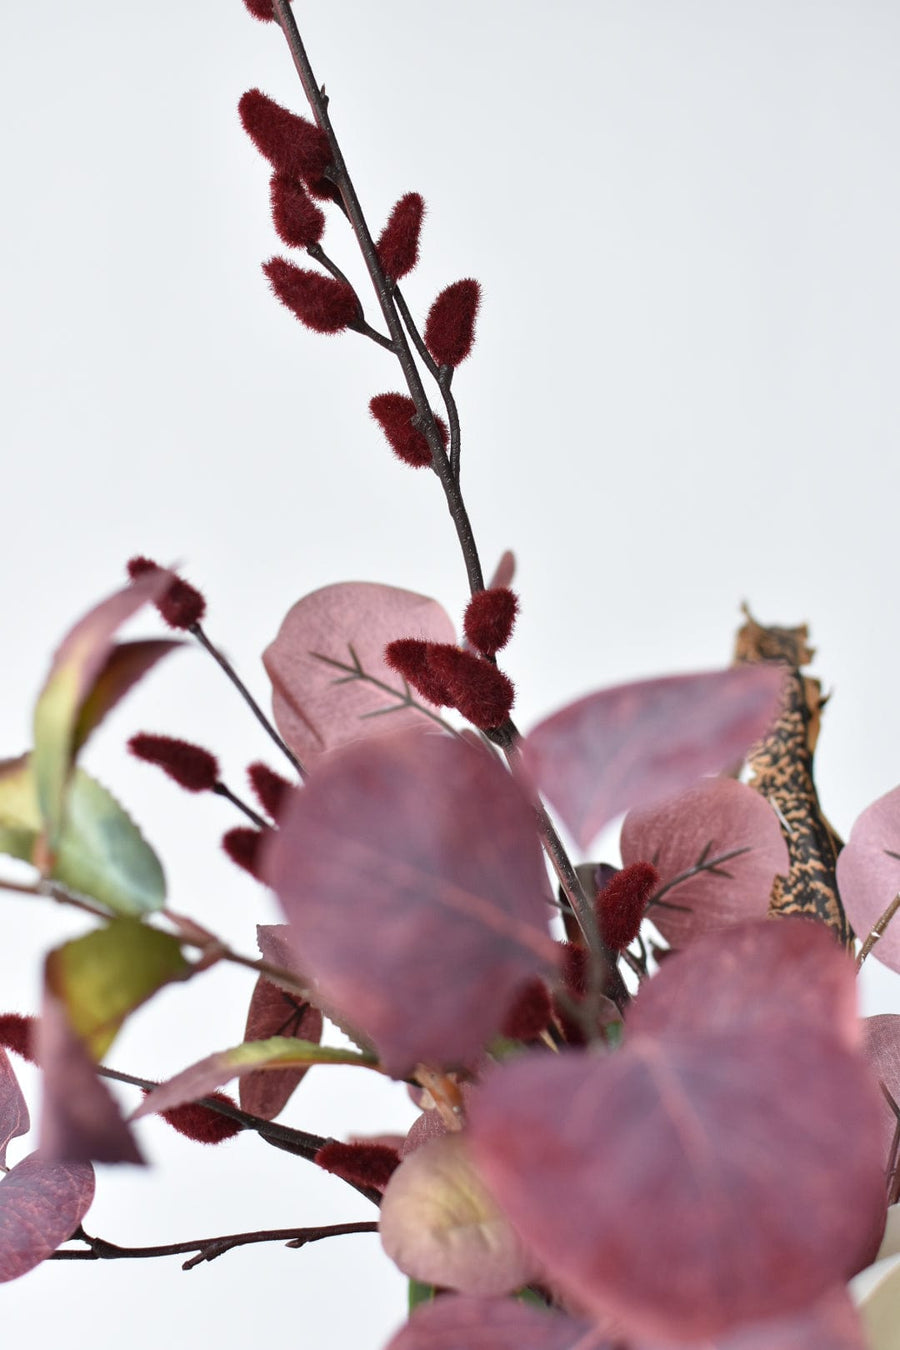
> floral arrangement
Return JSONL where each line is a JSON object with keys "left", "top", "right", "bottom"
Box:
{"left": 2, "top": 5, "right": 900, "bottom": 1348}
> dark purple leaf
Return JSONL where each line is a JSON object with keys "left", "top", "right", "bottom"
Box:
{"left": 627, "top": 918, "right": 861, "bottom": 1050}
{"left": 0, "top": 1152, "right": 94, "bottom": 1283}
{"left": 384, "top": 1296, "right": 594, "bottom": 1350}
{"left": 620, "top": 778, "right": 788, "bottom": 947}
{"left": 836, "top": 786, "right": 900, "bottom": 972}
{"left": 264, "top": 730, "right": 557, "bottom": 1076}
{"left": 263, "top": 582, "right": 456, "bottom": 763}
{"left": 38, "top": 992, "right": 144, "bottom": 1164}
{"left": 72, "top": 638, "right": 181, "bottom": 754}
{"left": 238, "top": 976, "right": 323, "bottom": 1120}
{"left": 469, "top": 1026, "right": 885, "bottom": 1342}
{"left": 0, "top": 1049, "right": 28, "bottom": 1170}
{"left": 863, "top": 1014, "right": 900, "bottom": 1169}
{"left": 380, "top": 1135, "right": 537, "bottom": 1296}
{"left": 522, "top": 665, "right": 784, "bottom": 849}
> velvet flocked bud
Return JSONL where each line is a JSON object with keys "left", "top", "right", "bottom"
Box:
{"left": 242, "top": 0, "right": 288, "bottom": 20}
{"left": 315, "top": 1140, "right": 401, "bottom": 1193}
{"left": 463, "top": 587, "right": 518, "bottom": 656}
{"left": 151, "top": 1091, "right": 243, "bottom": 1145}
{"left": 384, "top": 638, "right": 451, "bottom": 706}
{"left": 424, "top": 279, "right": 481, "bottom": 367}
{"left": 595, "top": 862, "right": 660, "bottom": 952}
{"left": 0, "top": 1013, "right": 37, "bottom": 1064}
{"left": 369, "top": 393, "right": 448, "bottom": 468}
{"left": 223, "top": 826, "right": 269, "bottom": 880}
{"left": 425, "top": 644, "right": 515, "bottom": 730}
{"left": 126, "top": 556, "right": 207, "bottom": 630}
{"left": 128, "top": 733, "right": 219, "bottom": 793}
{"left": 264, "top": 259, "right": 359, "bottom": 334}
{"left": 247, "top": 762, "right": 291, "bottom": 820}
{"left": 376, "top": 193, "right": 425, "bottom": 282}
{"left": 239, "top": 89, "right": 332, "bottom": 197}
{"left": 270, "top": 172, "right": 326, "bottom": 249}
{"left": 501, "top": 978, "right": 552, "bottom": 1042}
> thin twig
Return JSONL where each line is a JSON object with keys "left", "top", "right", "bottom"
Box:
{"left": 212, "top": 781, "right": 269, "bottom": 829}
{"left": 306, "top": 243, "right": 394, "bottom": 349}
{"left": 190, "top": 621, "right": 306, "bottom": 780}
{"left": 52, "top": 1221, "right": 377, "bottom": 1270}
{"left": 857, "top": 892, "right": 900, "bottom": 969}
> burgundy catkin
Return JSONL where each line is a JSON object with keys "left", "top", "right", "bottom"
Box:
{"left": 239, "top": 90, "right": 332, "bottom": 197}
{"left": 270, "top": 173, "right": 326, "bottom": 249}
{"left": 247, "top": 762, "right": 291, "bottom": 820}
{"left": 463, "top": 588, "right": 519, "bottom": 656}
{"left": 315, "top": 1141, "right": 401, "bottom": 1192}
{"left": 424, "top": 279, "right": 481, "bottom": 367}
{"left": 369, "top": 393, "right": 448, "bottom": 468}
{"left": 0, "top": 1013, "right": 37, "bottom": 1064}
{"left": 376, "top": 193, "right": 425, "bottom": 281}
{"left": 154, "top": 1092, "right": 243, "bottom": 1145}
{"left": 126, "top": 556, "right": 206, "bottom": 629}
{"left": 595, "top": 862, "right": 660, "bottom": 952}
{"left": 128, "top": 734, "right": 219, "bottom": 793}
{"left": 264, "top": 259, "right": 359, "bottom": 334}
{"left": 424, "top": 644, "right": 515, "bottom": 730}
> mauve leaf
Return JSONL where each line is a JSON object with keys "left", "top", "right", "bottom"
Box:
{"left": 627, "top": 918, "right": 861, "bottom": 1051}
{"left": 46, "top": 920, "right": 191, "bottom": 1060}
{"left": 133, "top": 1037, "right": 376, "bottom": 1121}
{"left": 469, "top": 1025, "right": 886, "bottom": 1342}
{"left": 0, "top": 1153, "right": 95, "bottom": 1283}
{"left": 863, "top": 1014, "right": 900, "bottom": 1169}
{"left": 33, "top": 572, "right": 175, "bottom": 846}
{"left": 620, "top": 778, "right": 788, "bottom": 947}
{"left": 487, "top": 551, "right": 516, "bottom": 591}
{"left": 380, "top": 1135, "right": 537, "bottom": 1297}
{"left": 72, "top": 639, "right": 181, "bottom": 755}
{"left": 642, "top": 1287, "right": 865, "bottom": 1349}
{"left": 263, "top": 581, "right": 456, "bottom": 762}
{"left": 384, "top": 1296, "right": 593, "bottom": 1350}
{"left": 836, "top": 786, "right": 900, "bottom": 972}
{"left": 0, "top": 757, "right": 166, "bottom": 915}
{"left": 38, "top": 992, "right": 144, "bottom": 1164}
{"left": 522, "top": 665, "right": 784, "bottom": 849}
{"left": 0, "top": 1049, "right": 29, "bottom": 1170}
{"left": 239, "top": 976, "right": 323, "bottom": 1120}
{"left": 256, "top": 923, "right": 304, "bottom": 983}
{"left": 264, "top": 731, "right": 557, "bottom": 1076}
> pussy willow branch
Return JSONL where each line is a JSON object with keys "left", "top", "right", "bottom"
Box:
{"left": 270, "top": 0, "right": 485, "bottom": 597}
{"left": 52, "top": 1220, "right": 377, "bottom": 1270}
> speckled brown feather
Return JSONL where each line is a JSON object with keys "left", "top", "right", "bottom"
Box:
{"left": 733, "top": 606, "right": 852, "bottom": 948}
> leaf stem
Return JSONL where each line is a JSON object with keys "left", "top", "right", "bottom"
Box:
{"left": 856, "top": 891, "right": 900, "bottom": 969}
{"left": 53, "top": 1220, "right": 377, "bottom": 1270}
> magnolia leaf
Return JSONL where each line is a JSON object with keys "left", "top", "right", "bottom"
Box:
{"left": 263, "top": 581, "right": 456, "bottom": 762}
{"left": 385, "top": 1296, "right": 593, "bottom": 1350}
{"left": 836, "top": 786, "right": 900, "bottom": 972}
{"left": 46, "top": 919, "right": 191, "bottom": 1061}
{"left": 0, "top": 756, "right": 166, "bottom": 915}
{"left": 522, "top": 665, "right": 784, "bottom": 849}
{"left": 627, "top": 919, "right": 861, "bottom": 1051}
{"left": 32, "top": 571, "right": 174, "bottom": 846}
{"left": 133, "top": 1037, "right": 376, "bottom": 1121}
{"left": 0, "top": 1153, "right": 95, "bottom": 1282}
{"left": 620, "top": 778, "right": 788, "bottom": 947}
{"left": 238, "top": 976, "right": 323, "bottom": 1120}
{"left": 0, "top": 1049, "right": 29, "bottom": 1171}
{"left": 469, "top": 1026, "right": 885, "bottom": 1342}
{"left": 380, "top": 1135, "right": 537, "bottom": 1297}
{"left": 265, "top": 730, "right": 558, "bottom": 1076}
{"left": 38, "top": 991, "right": 143, "bottom": 1164}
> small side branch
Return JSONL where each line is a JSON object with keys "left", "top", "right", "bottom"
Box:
{"left": 857, "top": 892, "right": 900, "bottom": 969}
{"left": 53, "top": 1221, "right": 377, "bottom": 1271}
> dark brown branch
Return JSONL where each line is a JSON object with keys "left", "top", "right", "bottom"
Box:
{"left": 211, "top": 781, "right": 268, "bottom": 829}
{"left": 53, "top": 1221, "right": 377, "bottom": 1271}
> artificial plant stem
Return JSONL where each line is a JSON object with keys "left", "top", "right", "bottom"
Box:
{"left": 190, "top": 621, "right": 306, "bottom": 780}
{"left": 53, "top": 1221, "right": 377, "bottom": 1269}
{"left": 212, "top": 781, "right": 268, "bottom": 828}
{"left": 393, "top": 287, "right": 463, "bottom": 477}
{"left": 271, "top": 0, "right": 486, "bottom": 597}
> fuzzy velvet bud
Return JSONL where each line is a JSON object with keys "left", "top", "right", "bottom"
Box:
{"left": 501, "top": 978, "right": 552, "bottom": 1042}
{"left": 242, "top": 0, "right": 290, "bottom": 20}
{"left": 369, "top": 393, "right": 448, "bottom": 468}
{"left": 129, "top": 733, "right": 219, "bottom": 793}
{"left": 223, "top": 826, "right": 269, "bottom": 880}
{"left": 384, "top": 638, "right": 451, "bottom": 706}
{"left": 151, "top": 1090, "right": 243, "bottom": 1145}
{"left": 126, "top": 556, "right": 206, "bottom": 629}
{"left": 425, "top": 644, "right": 515, "bottom": 730}
{"left": 264, "top": 259, "right": 359, "bottom": 334}
{"left": 314, "top": 1140, "right": 401, "bottom": 1193}
{"left": 376, "top": 193, "right": 424, "bottom": 282}
{"left": 270, "top": 172, "right": 325, "bottom": 249}
{"left": 596, "top": 862, "right": 660, "bottom": 952}
{"left": 247, "top": 762, "right": 291, "bottom": 820}
{"left": 0, "top": 1013, "right": 37, "bottom": 1064}
{"left": 463, "top": 587, "right": 518, "bottom": 656}
{"left": 239, "top": 89, "right": 332, "bottom": 197}
{"left": 424, "top": 279, "right": 481, "bottom": 367}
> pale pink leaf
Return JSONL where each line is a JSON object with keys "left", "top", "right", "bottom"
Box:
{"left": 263, "top": 581, "right": 456, "bottom": 762}
{"left": 385, "top": 1297, "right": 594, "bottom": 1350}
{"left": 627, "top": 918, "right": 861, "bottom": 1051}
{"left": 0, "top": 1049, "right": 28, "bottom": 1170}
{"left": 522, "top": 665, "right": 784, "bottom": 849}
{"left": 264, "top": 730, "right": 557, "bottom": 1076}
{"left": 620, "top": 778, "right": 788, "bottom": 946}
{"left": 0, "top": 1152, "right": 95, "bottom": 1283}
{"left": 836, "top": 786, "right": 900, "bottom": 972}
{"left": 469, "top": 1026, "right": 885, "bottom": 1342}
{"left": 863, "top": 1014, "right": 900, "bottom": 1170}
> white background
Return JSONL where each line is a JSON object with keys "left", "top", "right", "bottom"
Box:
{"left": 3, "top": 2, "right": 900, "bottom": 1346}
